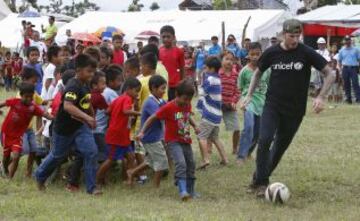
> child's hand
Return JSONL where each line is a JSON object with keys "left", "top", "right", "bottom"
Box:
{"left": 240, "top": 96, "right": 251, "bottom": 111}
{"left": 85, "top": 117, "right": 96, "bottom": 129}
{"left": 135, "top": 132, "right": 144, "bottom": 141}
{"left": 194, "top": 126, "right": 201, "bottom": 135}
{"left": 231, "top": 103, "right": 237, "bottom": 111}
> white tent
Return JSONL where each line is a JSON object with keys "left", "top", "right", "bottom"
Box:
{"left": 0, "top": 13, "right": 67, "bottom": 49}
{"left": 56, "top": 9, "right": 289, "bottom": 44}
{"left": 0, "top": 0, "right": 11, "bottom": 21}
{"left": 297, "top": 5, "right": 360, "bottom": 27}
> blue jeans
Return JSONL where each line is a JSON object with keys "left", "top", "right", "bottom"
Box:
{"left": 35, "top": 125, "right": 98, "bottom": 193}
{"left": 168, "top": 142, "right": 196, "bottom": 185}
{"left": 22, "top": 129, "right": 38, "bottom": 155}
{"left": 342, "top": 66, "right": 360, "bottom": 102}
{"left": 4, "top": 76, "right": 12, "bottom": 91}
{"left": 237, "top": 110, "right": 260, "bottom": 159}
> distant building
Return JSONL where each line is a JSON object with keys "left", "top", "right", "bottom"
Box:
{"left": 236, "top": 0, "right": 288, "bottom": 10}
{"left": 179, "top": 0, "right": 213, "bottom": 10}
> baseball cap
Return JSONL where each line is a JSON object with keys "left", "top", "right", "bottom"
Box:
{"left": 283, "top": 19, "right": 302, "bottom": 34}
{"left": 317, "top": 37, "right": 326, "bottom": 44}
{"left": 344, "top": 35, "right": 351, "bottom": 41}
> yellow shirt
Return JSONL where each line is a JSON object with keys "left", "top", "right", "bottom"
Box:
{"left": 17, "top": 92, "right": 44, "bottom": 129}
{"left": 156, "top": 61, "right": 168, "bottom": 101}
{"left": 45, "top": 24, "right": 58, "bottom": 40}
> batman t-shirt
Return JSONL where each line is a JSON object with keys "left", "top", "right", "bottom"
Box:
{"left": 54, "top": 78, "right": 92, "bottom": 135}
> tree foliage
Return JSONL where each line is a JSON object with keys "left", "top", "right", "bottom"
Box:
{"left": 213, "top": 0, "right": 232, "bottom": 10}
{"left": 39, "top": 0, "right": 99, "bottom": 17}
{"left": 128, "top": 0, "right": 144, "bottom": 12}
{"left": 150, "top": 2, "right": 160, "bottom": 11}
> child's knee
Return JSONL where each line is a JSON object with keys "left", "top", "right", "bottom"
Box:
{"left": 11, "top": 152, "right": 21, "bottom": 160}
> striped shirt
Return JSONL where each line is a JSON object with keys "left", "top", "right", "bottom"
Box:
{"left": 219, "top": 68, "right": 240, "bottom": 105}
{"left": 197, "top": 72, "right": 222, "bottom": 125}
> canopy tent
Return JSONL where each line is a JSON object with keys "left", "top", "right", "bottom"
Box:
{"left": 0, "top": 13, "right": 67, "bottom": 49}
{"left": 0, "top": 0, "right": 11, "bottom": 21}
{"left": 55, "top": 9, "right": 289, "bottom": 45}
{"left": 296, "top": 5, "right": 360, "bottom": 36}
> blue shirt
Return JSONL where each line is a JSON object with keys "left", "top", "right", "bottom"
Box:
{"left": 226, "top": 43, "right": 241, "bottom": 58}
{"left": 197, "top": 72, "right": 222, "bottom": 125}
{"left": 195, "top": 50, "right": 207, "bottom": 71}
{"left": 338, "top": 46, "right": 360, "bottom": 66}
{"left": 25, "top": 63, "right": 43, "bottom": 94}
{"left": 208, "top": 44, "right": 222, "bottom": 57}
{"left": 239, "top": 48, "right": 248, "bottom": 59}
{"left": 141, "top": 95, "right": 166, "bottom": 143}
{"left": 94, "top": 87, "right": 118, "bottom": 134}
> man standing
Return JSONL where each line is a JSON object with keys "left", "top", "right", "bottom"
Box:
{"left": 241, "top": 19, "right": 335, "bottom": 197}
{"left": 316, "top": 37, "right": 330, "bottom": 61}
{"left": 41, "top": 16, "right": 57, "bottom": 47}
{"left": 208, "top": 36, "right": 222, "bottom": 57}
{"left": 338, "top": 35, "right": 360, "bottom": 104}
{"left": 312, "top": 37, "right": 331, "bottom": 96}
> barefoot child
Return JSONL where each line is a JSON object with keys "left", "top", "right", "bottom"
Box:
{"left": 96, "top": 77, "right": 141, "bottom": 186}
{"left": 128, "top": 75, "right": 168, "bottom": 188}
{"left": 137, "top": 80, "right": 199, "bottom": 201}
{"left": 1, "top": 83, "right": 53, "bottom": 178}
{"left": 219, "top": 51, "right": 241, "bottom": 155}
{"left": 236, "top": 42, "right": 270, "bottom": 165}
{"left": 197, "top": 57, "right": 228, "bottom": 169}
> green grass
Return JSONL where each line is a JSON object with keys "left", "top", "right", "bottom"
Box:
{"left": 1, "top": 87, "right": 360, "bottom": 221}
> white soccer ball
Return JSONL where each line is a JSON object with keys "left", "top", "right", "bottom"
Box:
{"left": 265, "top": 182, "right": 291, "bottom": 204}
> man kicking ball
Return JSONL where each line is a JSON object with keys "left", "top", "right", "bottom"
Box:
{"left": 241, "top": 19, "right": 335, "bottom": 197}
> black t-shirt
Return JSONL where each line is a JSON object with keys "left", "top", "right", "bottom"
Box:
{"left": 54, "top": 78, "right": 92, "bottom": 135}
{"left": 258, "top": 43, "right": 327, "bottom": 116}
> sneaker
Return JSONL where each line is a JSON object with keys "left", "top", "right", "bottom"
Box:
{"left": 89, "top": 188, "right": 103, "bottom": 196}
{"left": 66, "top": 184, "right": 80, "bottom": 193}
{"left": 255, "top": 185, "right": 267, "bottom": 198}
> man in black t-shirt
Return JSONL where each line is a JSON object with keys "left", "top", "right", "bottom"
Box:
{"left": 241, "top": 19, "right": 335, "bottom": 197}
{"left": 35, "top": 54, "right": 102, "bottom": 195}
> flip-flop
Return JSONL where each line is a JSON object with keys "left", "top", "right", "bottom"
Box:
{"left": 197, "top": 162, "right": 210, "bottom": 170}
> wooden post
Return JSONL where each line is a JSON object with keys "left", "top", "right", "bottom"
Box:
{"left": 222, "top": 21, "right": 225, "bottom": 51}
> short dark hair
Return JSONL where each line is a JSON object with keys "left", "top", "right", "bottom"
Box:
{"left": 112, "top": 34, "right": 123, "bottom": 41}
{"left": 140, "top": 44, "right": 159, "bottom": 58}
{"left": 49, "top": 16, "right": 55, "bottom": 21}
{"left": 62, "top": 70, "right": 76, "bottom": 86}
{"left": 123, "top": 77, "right": 141, "bottom": 91}
{"left": 140, "top": 52, "right": 157, "bottom": 70}
{"left": 149, "top": 75, "right": 167, "bottom": 91}
{"left": 249, "top": 42, "right": 262, "bottom": 51}
{"left": 244, "top": 38, "right": 251, "bottom": 42}
{"left": 47, "top": 45, "right": 61, "bottom": 62}
{"left": 75, "top": 54, "right": 98, "bottom": 69}
{"left": 105, "top": 66, "right": 122, "bottom": 85}
{"left": 160, "top": 25, "right": 175, "bottom": 35}
{"left": 100, "top": 46, "right": 113, "bottom": 60}
{"left": 211, "top": 36, "right": 218, "bottom": 41}
{"left": 26, "top": 46, "right": 39, "bottom": 57}
{"left": 148, "top": 36, "right": 159, "bottom": 44}
{"left": 91, "top": 71, "right": 106, "bottom": 88}
{"left": 19, "top": 82, "right": 35, "bottom": 95}
{"left": 5, "top": 51, "right": 11, "bottom": 56}
{"left": 84, "top": 46, "right": 101, "bottom": 62}
{"left": 21, "top": 67, "right": 38, "bottom": 80}
{"left": 13, "top": 52, "right": 20, "bottom": 57}
{"left": 61, "top": 45, "right": 71, "bottom": 53}
{"left": 125, "top": 57, "right": 140, "bottom": 70}
{"left": 176, "top": 79, "right": 195, "bottom": 97}
{"left": 205, "top": 56, "right": 222, "bottom": 73}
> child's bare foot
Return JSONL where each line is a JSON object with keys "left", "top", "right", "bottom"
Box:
{"left": 66, "top": 184, "right": 80, "bottom": 193}
{"left": 236, "top": 158, "right": 246, "bottom": 167}
{"left": 219, "top": 160, "right": 228, "bottom": 166}
{"left": 196, "top": 162, "right": 210, "bottom": 170}
{"left": 37, "top": 181, "right": 46, "bottom": 191}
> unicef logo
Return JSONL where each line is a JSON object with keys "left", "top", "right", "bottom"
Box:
{"left": 294, "top": 62, "right": 303, "bottom": 70}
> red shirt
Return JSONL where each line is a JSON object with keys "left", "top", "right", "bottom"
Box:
{"left": 159, "top": 46, "right": 185, "bottom": 88}
{"left": 12, "top": 59, "right": 23, "bottom": 76}
{"left": 51, "top": 92, "right": 62, "bottom": 116}
{"left": 91, "top": 90, "right": 108, "bottom": 113}
{"left": 156, "top": 100, "right": 192, "bottom": 144}
{"left": 105, "top": 93, "right": 133, "bottom": 146}
{"left": 3, "top": 59, "right": 12, "bottom": 77}
{"left": 112, "top": 49, "right": 125, "bottom": 66}
{"left": 184, "top": 58, "right": 195, "bottom": 78}
{"left": 1, "top": 98, "right": 44, "bottom": 137}
{"left": 219, "top": 67, "right": 241, "bottom": 105}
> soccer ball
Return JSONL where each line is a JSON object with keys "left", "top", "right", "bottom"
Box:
{"left": 265, "top": 182, "right": 291, "bottom": 204}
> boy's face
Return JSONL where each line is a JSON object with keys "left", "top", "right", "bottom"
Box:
{"left": 32, "top": 32, "right": 40, "bottom": 41}
{"left": 176, "top": 95, "right": 192, "bottom": 107}
{"left": 127, "top": 86, "right": 141, "bottom": 99}
{"left": 29, "top": 51, "right": 40, "bottom": 63}
{"left": 94, "top": 76, "right": 107, "bottom": 93}
{"left": 100, "top": 52, "right": 110, "bottom": 67}
{"left": 62, "top": 50, "right": 71, "bottom": 62}
{"left": 124, "top": 65, "right": 140, "bottom": 79}
{"left": 161, "top": 32, "right": 174, "bottom": 48}
{"left": 140, "top": 62, "right": 152, "bottom": 76}
{"left": 53, "top": 51, "right": 64, "bottom": 66}
{"left": 248, "top": 48, "right": 262, "bottom": 64}
{"left": 222, "top": 53, "right": 234, "bottom": 69}
{"left": 78, "top": 66, "right": 96, "bottom": 83}
{"left": 212, "top": 39, "right": 218, "bottom": 45}
{"left": 25, "top": 76, "right": 38, "bottom": 86}
{"left": 6, "top": 54, "right": 10, "bottom": 59}
{"left": 204, "top": 65, "right": 216, "bottom": 73}
{"left": 109, "top": 75, "right": 123, "bottom": 91}
{"left": 113, "top": 39, "right": 123, "bottom": 50}
{"left": 152, "top": 84, "right": 167, "bottom": 99}
{"left": 21, "top": 93, "right": 34, "bottom": 105}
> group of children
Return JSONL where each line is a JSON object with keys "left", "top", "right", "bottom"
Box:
{"left": 0, "top": 24, "right": 274, "bottom": 201}
{"left": 0, "top": 51, "right": 23, "bottom": 91}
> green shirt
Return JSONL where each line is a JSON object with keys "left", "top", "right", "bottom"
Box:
{"left": 238, "top": 65, "right": 270, "bottom": 116}
{"left": 45, "top": 24, "right": 58, "bottom": 40}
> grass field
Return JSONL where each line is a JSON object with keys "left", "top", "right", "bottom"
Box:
{"left": 0, "top": 87, "right": 360, "bottom": 221}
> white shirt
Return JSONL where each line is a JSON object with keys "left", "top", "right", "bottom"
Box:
{"left": 30, "top": 40, "right": 47, "bottom": 62}
{"left": 41, "top": 63, "right": 56, "bottom": 99}
{"left": 316, "top": 49, "right": 331, "bottom": 62}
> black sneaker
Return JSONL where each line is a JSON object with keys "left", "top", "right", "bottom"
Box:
{"left": 255, "top": 185, "right": 267, "bottom": 198}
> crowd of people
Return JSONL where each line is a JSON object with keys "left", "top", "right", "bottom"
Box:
{"left": 0, "top": 17, "right": 354, "bottom": 200}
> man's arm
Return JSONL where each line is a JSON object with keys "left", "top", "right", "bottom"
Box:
{"left": 240, "top": 68, "right": 263, "bottom": 109}
{"left": 313, "top": 65, "right": 336, "bottom": 113}
{"left": 42, "top": 112, "right": 54, "bottom": 121}
{"left": 64, "top": 101, "right": 95, "bottom": 128}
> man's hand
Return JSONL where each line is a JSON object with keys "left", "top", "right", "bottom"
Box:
{"left": 240, "top": 95, "right": 251, "bottom": 111}
{"left": 313, "top": 96, "right": 325, "bottom": 114}
{"left": 85, "top": 116, "right": 96, "bottom": 129}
